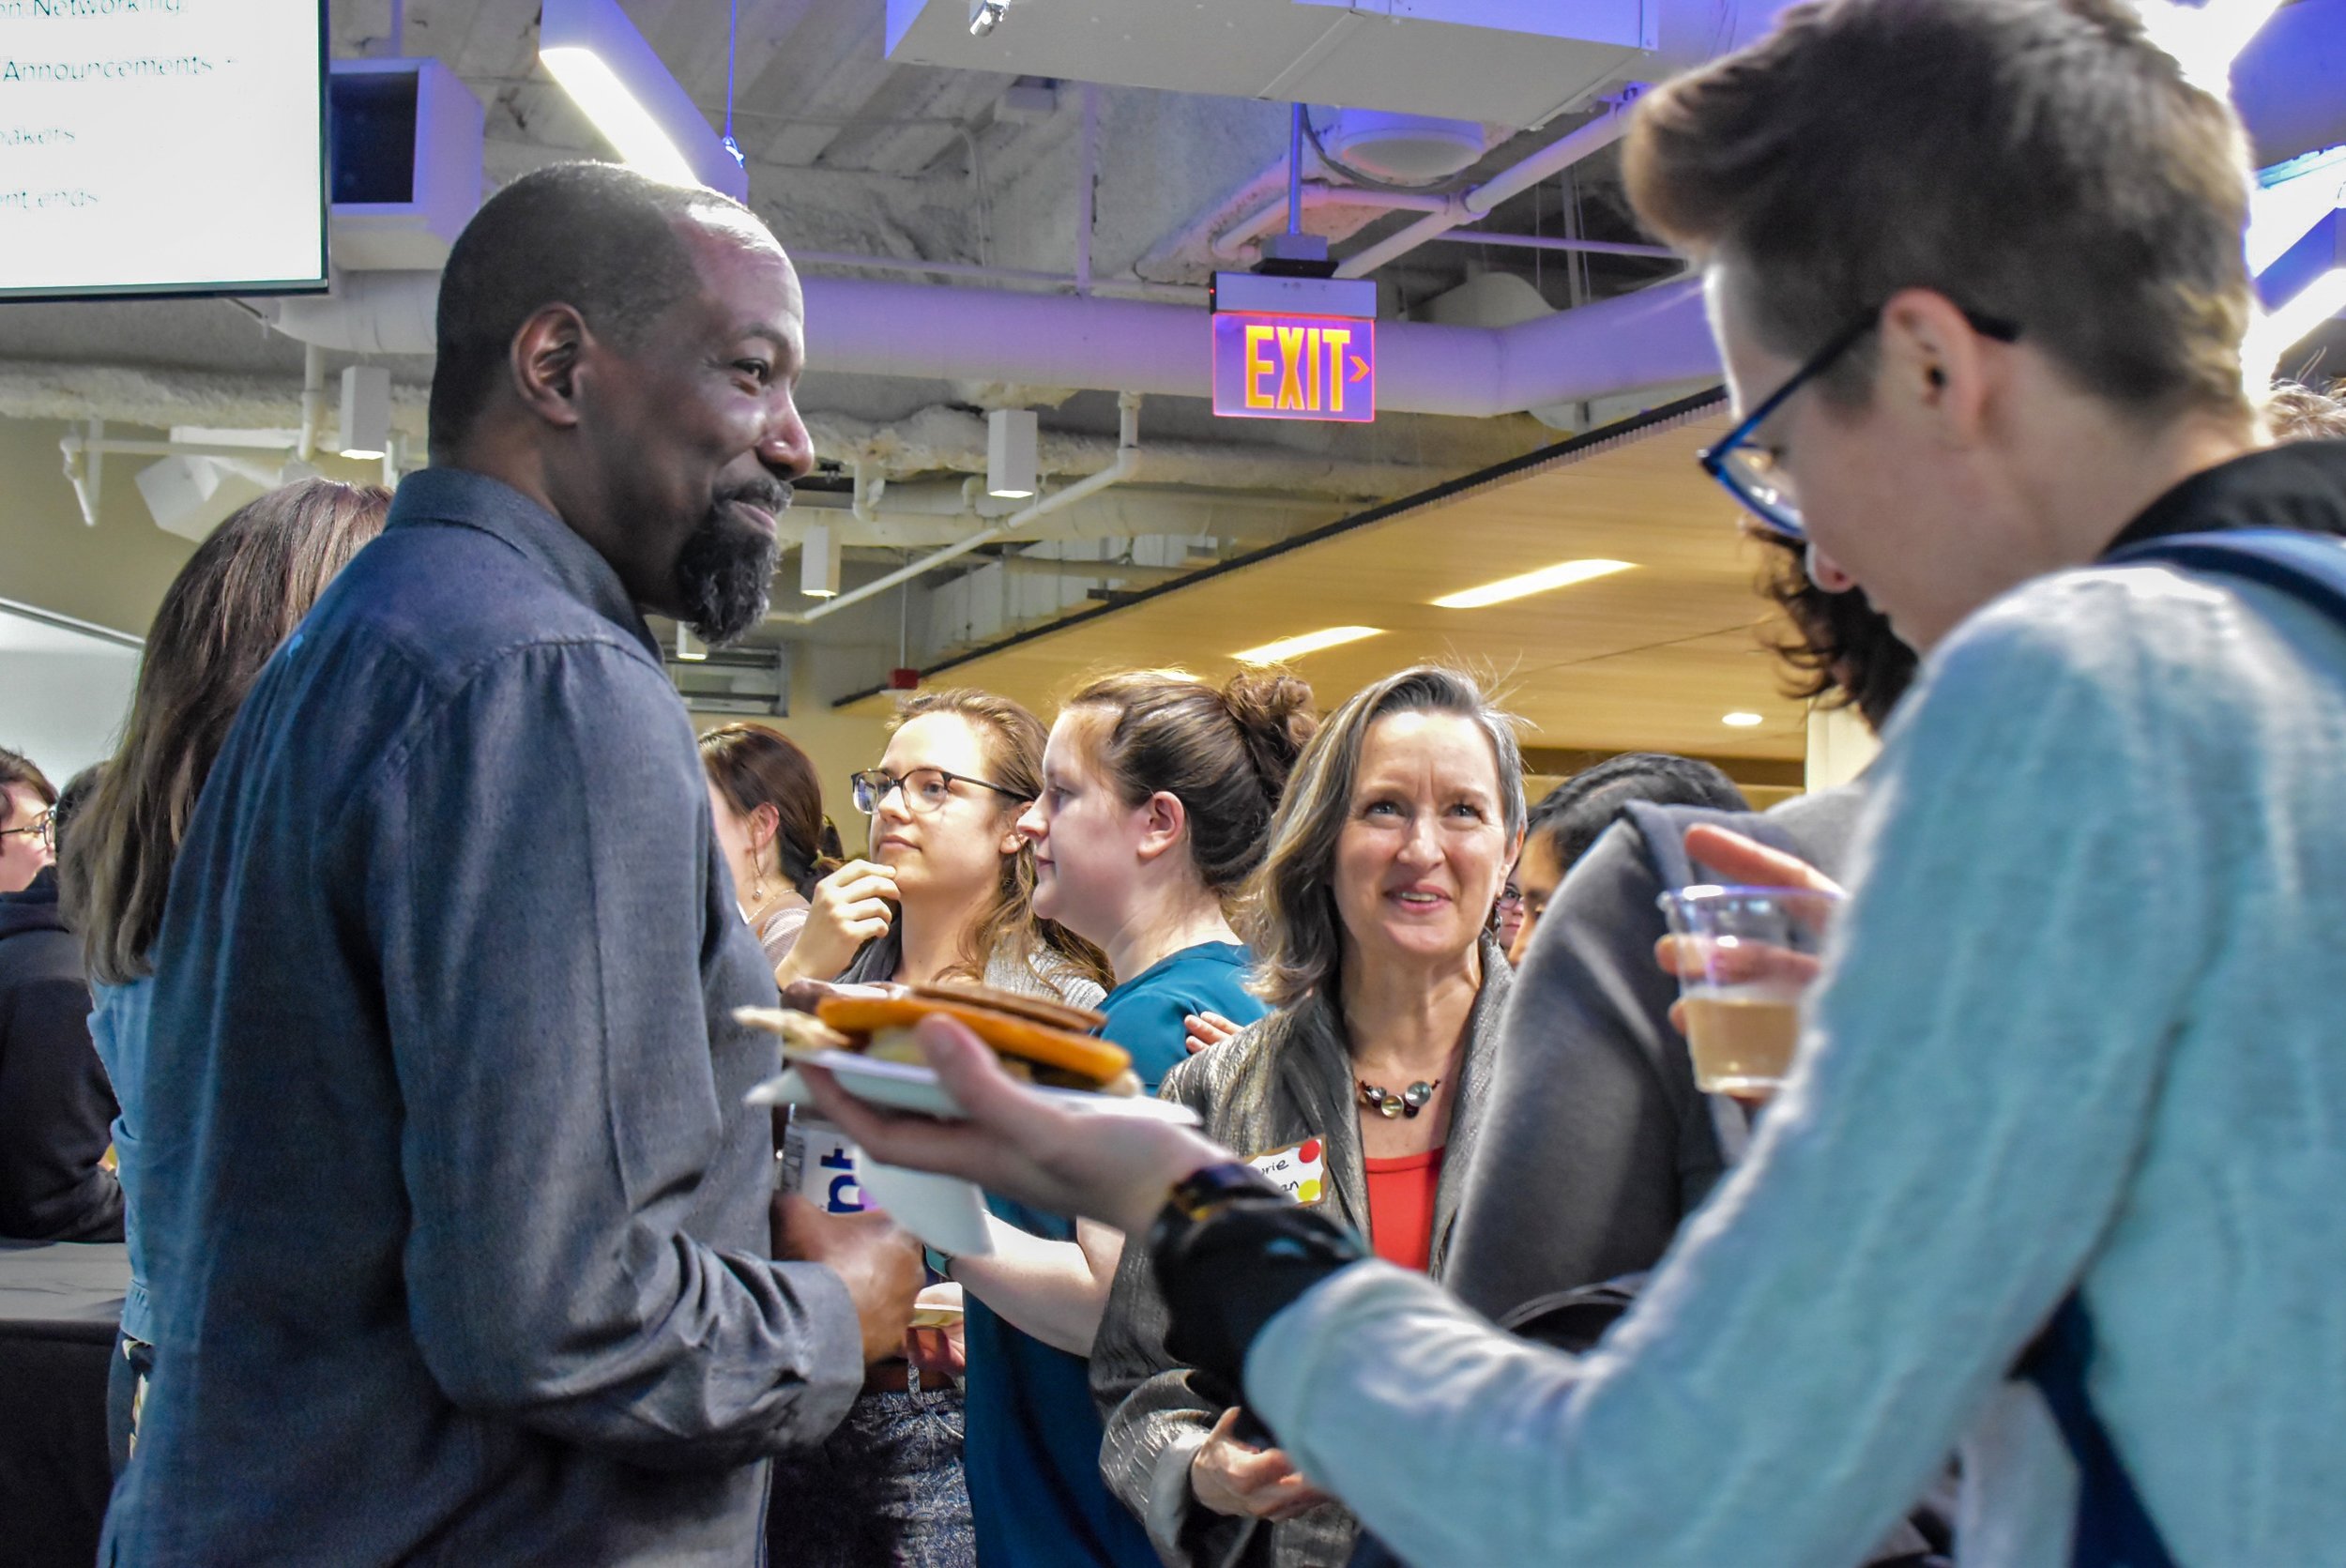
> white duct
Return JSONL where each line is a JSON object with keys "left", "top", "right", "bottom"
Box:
{"left": 256, "top": 271, "right": 442, "bottom": 355}
{"left": 245, "top": 265, "right": 1716, "bottom": 419}
{"left": 793, "top": 274, "right": 1715, "bottom": 417}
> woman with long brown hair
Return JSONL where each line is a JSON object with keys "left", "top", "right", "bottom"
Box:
{"left": 1089, "top": 665, "right": 1524, "bottom": 1568}
{"left": 698, "top": 722, "right": 844, "bottom": 967}
{"left": 946, "top": 666, "right": 1315, "bottom": 1568}
{"left": 770, "top": 686, "right": 1106, "bottom": 1568}
{"left": 62, "top": 477, "right": 390, "bottom": 1470}
{"left": 787, "top": 687, "right": 1107, "bottom": 1000}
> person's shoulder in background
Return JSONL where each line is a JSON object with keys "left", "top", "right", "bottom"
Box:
{"left": 1101, "top": 943, "right": 1265, "bottom": 1094}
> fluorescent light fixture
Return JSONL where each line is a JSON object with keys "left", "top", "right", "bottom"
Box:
{"left": 675, "top": 624, "right": 707, "bottom": 662}
{"left": 2246, "top": 267, "right": 2346, "bottom": 379}
{"left": 1721, "top": 711, "right": 1765, "bottom": 728}
{"left": 986, "top": 409, "right": 1039, "bottom": 499}
{"left": 540, "top": 0, "right": 750, "bottom": 201}
{"left": 2137, "top": 0, "right": 2285, "bottom": 88}
{"left": 540, "top": 46, "right": 694, "bottom": 186}
{"left": 1432, "top": 558, "right": 1634, "bottom": 609}
{"left": 337, "top": 365, "right": 391, "bottom": 461}
{"left": 800, "top": 523, "right": 842, "bottom": 599}
{"left": 1234, "top": 625, "right": 1384, "bottom": 664}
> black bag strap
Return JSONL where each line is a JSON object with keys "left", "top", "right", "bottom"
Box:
{"left": 2015, "top": 1299, "right": 2176, "bottom": 1568}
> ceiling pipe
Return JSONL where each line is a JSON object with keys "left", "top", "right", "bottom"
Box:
{"left": 1211, "top": 183, "right": 1451, "bottom": 262}
{"left": 797, "top": 271, "right": 1715, "bottom": 418}
{"left": 782, "top": 393, "right": 1144, "bottom": 625}
{"left": 791, "top": 250, "right": 1203, "bottom": 305}
{"left": 1426, "top": 230, "right": 1677, "bottom": 260}
{"left": 1333, "top": 95, "right": 1639, "bottom": 280}
{"left": 1077, "top": 83, "right": 1099, "bottom": 297}
{"left": 243, "top": 254, "right": 1719, "bottom": 419}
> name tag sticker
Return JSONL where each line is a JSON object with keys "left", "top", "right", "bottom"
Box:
{"left": 1247, "top": 1137, "right": 1327, "bottom": 1206}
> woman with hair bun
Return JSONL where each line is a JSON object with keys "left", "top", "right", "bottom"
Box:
{"left": 698, "top": 722, "right": 843, "bottom": 967}
{"left": 942, "top": 667, "right": 1317, "bottom": 1568}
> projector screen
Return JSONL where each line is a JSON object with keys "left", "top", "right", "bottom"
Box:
{"left": 0, "top": 0, "right": 327, "bottom": 300}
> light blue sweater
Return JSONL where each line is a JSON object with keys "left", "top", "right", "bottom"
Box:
{"left": 1247, "top": 561, "right": 2346, "bottom": 1565}
{"left": 88, "top": 975, "right": 152, "bottom": 1344}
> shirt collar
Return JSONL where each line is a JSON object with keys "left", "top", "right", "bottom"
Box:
{"left": 2102, "top": 439, "right": 2346, "bottom": 556}
{"left": 383, "top": 467, "right": 662, "bottom": 660}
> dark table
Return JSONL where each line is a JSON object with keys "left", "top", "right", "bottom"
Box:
{"left": 0, "top": 1241, "right": 127, "bottom": 1568}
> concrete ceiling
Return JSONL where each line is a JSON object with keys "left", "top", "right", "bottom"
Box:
{"left": 0, "top": 0, "right": 1701, "bottom": 706}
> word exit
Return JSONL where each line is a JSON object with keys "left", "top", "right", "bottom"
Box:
{"left": 1211, "top": 312, "right": 1377, "bottom": 423}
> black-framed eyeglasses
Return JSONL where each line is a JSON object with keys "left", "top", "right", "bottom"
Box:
{"left": 0, "top": 811, "right": 54, "bottom": 852}
{"left": 1699, "top": 305, "right": 2022, "bottom": 543}
{"left": 850, "top": 766, "right": 1027, "bottom": 816}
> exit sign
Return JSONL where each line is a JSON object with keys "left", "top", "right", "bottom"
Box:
{"left": 1211, "top": 313, "right": 1376, "bottom": 422}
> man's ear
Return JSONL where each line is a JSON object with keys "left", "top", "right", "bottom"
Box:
{"left": 509, "top": 304, "right": 590, "bottom": 431}
{"left": 1879, "top": 288, "right": 1994, "bottom": 448}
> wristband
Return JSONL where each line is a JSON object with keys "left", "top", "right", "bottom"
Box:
{"left": 1148, "top": 1163, "right": 1368, "bottom": 1393}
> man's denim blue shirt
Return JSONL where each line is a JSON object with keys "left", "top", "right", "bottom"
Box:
{"left": 102, "top": 468, "right": 860, "bottom": 1566}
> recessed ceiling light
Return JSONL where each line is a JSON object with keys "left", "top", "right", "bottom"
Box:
{"left": 1234, "top": 626, "right": 1384, "bottom": 665}
{"left": 1722, "top": 711, "right": 1764, "bottom": 728}
{"left": 1431, "top": 558, "right": 1635, "bottom": 609}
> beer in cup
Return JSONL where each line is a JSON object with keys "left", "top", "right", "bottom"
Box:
{"left": 1656, "top": 884, "right": 1841, "bottom": 1097}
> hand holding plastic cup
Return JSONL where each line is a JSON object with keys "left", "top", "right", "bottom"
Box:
{"left": 1656, "top": 883, "right": 1842, "bottom": 1098}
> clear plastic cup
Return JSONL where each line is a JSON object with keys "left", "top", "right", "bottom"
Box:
{"left": 1656, "top": 884, "right": 1841, "bottom": 1097}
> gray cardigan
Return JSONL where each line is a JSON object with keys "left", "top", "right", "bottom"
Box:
{"left": 1090, "top": 948, "right": 1513, "bottom": 1568}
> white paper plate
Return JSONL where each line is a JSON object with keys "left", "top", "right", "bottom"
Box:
{"left": 747, "top": 1055, "right": 1197, "bottom": 1257}
{"left": 745, "top": 1051, "right": 1201, "bottom": 1126}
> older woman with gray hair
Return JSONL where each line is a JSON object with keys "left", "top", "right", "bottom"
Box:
{"left": 1089, "top": 665, "right": 1524, "bottom": 1568}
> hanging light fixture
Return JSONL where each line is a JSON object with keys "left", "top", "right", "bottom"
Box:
{"left": 800, "top": 524, "right": 842, "bottom": 599}
{"left": 986, "top": 409, "right": 1038, "bottom": 500}
{"left": 337, "top": 366, "right": 391, "bottom": 461}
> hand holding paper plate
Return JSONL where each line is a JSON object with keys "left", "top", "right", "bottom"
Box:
{"left": 739, "top": 982, "right": 1198, "bottom": 1256}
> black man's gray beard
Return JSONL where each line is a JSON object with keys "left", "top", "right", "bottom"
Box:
{"left": 676, "top": 508, "right": 780, "bottom": 646}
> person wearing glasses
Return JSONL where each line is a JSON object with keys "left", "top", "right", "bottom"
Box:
{"left": 0, "top": 748, "right": 55, "bottom": 895}
{"left": 937, "top": 667, "right": 1314, "bottom": 1568}
{"left": 788, "top": 0, "right": 2346, "bottom": 1563}
{"left": 0, "top": 763, "right": 123, "bottom": 1243}
{"left": 770, "top": 686, "right": 1109, "bottom": 1568}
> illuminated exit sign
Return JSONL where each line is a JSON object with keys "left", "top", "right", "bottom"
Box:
{"left": 1210, "top": 272, "right": 1378, "bottom": 424}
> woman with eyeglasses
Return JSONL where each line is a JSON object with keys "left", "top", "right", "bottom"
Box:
{"left": 786, "top": 689, "right": 1107, "bottom": 1002}
{"left": 929, "top": 668, "right": 1315, "bottom": 1568}
{"left": 0, "top": 748, "right": 55, "bottom": 895}
{"left": 769, "top": 687, "right": 1108, "bottom": 1568}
